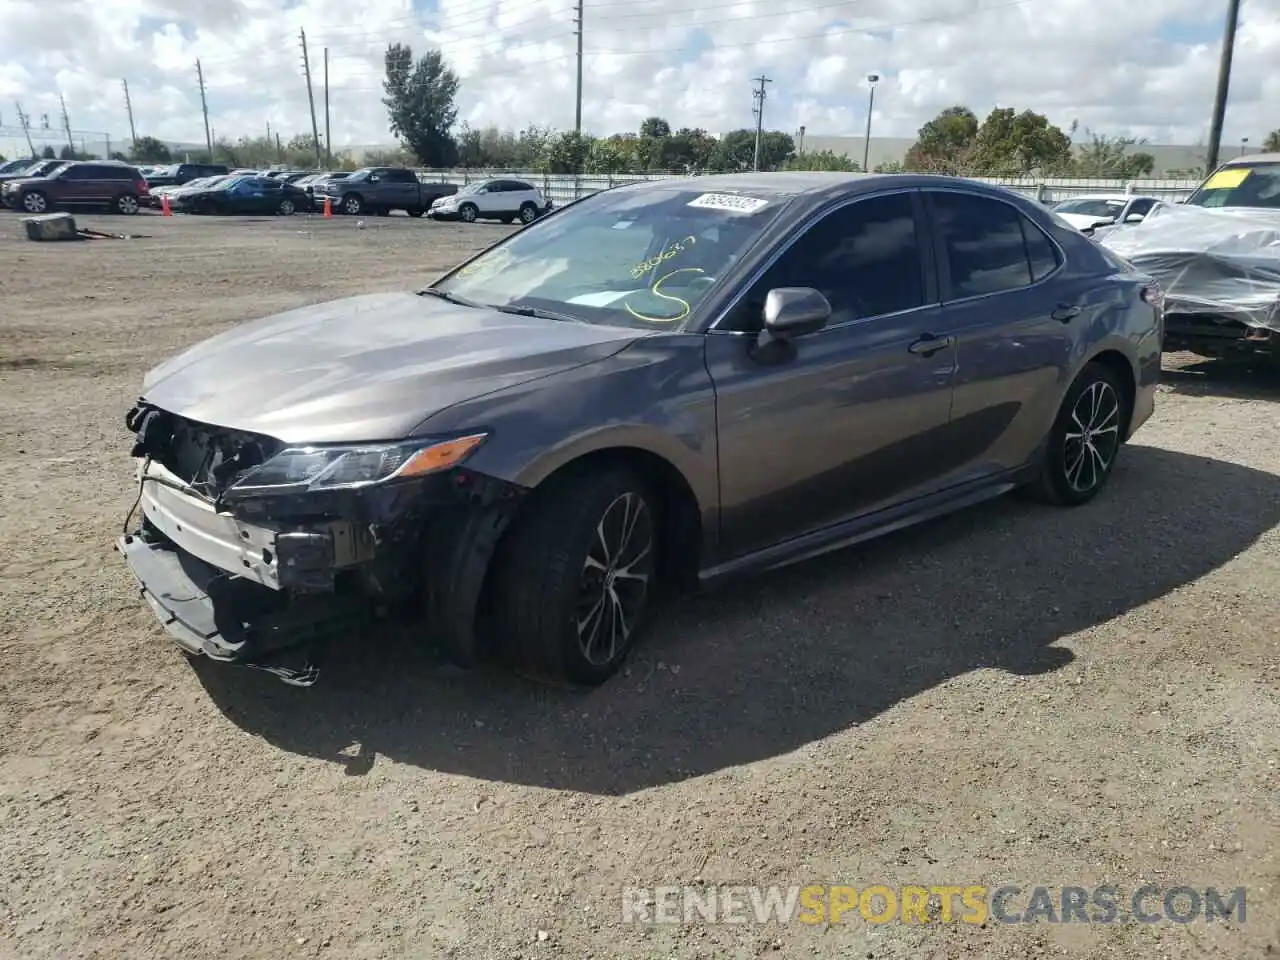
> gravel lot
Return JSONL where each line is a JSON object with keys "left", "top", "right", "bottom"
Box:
{"left": 1, "top": 210, "right": 1277, "bottom": 960}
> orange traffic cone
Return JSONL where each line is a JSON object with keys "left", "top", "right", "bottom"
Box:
{"left": 160, "top": 194, "right": 172, "bottom": 216}
{"left": 322, "top": 196, "right": 332, "bottom": 218}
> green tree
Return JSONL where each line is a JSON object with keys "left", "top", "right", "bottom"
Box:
{"left": 874, "top": 159, "right": 905, "bottom": 173}
{"left": 1070, "top": 131, "right": 1155, "bottom": 178}
{"left": 543, "top": 131, "right": 594, "bottom": 173}
{"left": 787, "top": 148, "right": 859, "bottom": 171}
{"left": 639, "top": 117, "right": 671, "bottom": 139}
{"left": 128, "top": 136, "right": 172, "bottom": 163}
{"left": 903, "top": 106, "right": 979, "bottom": 173}
{"left": 382, "top": 43, "right": 460, "bottom": 167}
{"left": 711, "top": 130, "right": 794, "bottom": 171}
{"left": 968, "top": 107, "right": 1073, "bottom": 175}
{"left": 1263, "top": 130, "right": 1280, "bottom": 153}
{"left": 40, "top": 145, "right": 55, "bottom": 159}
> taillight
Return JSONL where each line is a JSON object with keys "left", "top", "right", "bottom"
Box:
{"left": 1141, "top": 283, "right": 1164, "bottom": 311}
{"left": 136, "top": 180, "right": 150, "bottom": 195}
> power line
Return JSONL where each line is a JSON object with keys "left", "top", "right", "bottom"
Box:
{"left": 751, "top": 74, "right": 771, "bottom": 171}
{"left": 195, "top": 59, "right": 212, "bottom": 155}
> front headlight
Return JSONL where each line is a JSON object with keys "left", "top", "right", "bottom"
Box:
{"left": 222, "top": 433, "right": 487, "bottom": 500}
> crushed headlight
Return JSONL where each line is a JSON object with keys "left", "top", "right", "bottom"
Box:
{"left": 222, "top": 433, "right": 487, "bottom": 500}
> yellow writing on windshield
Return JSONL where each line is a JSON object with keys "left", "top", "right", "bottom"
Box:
{"left": 1204, "top": 167, "right": 1251, "bottom": 190}
{"left": 630, "top": 236, "right": 697, "bottom": 280}
{"left": 623, "top": 267, "right": 704, "bottom": 324}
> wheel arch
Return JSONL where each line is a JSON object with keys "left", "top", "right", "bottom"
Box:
{"left": 1083, "top": 347, "right": 1137, "bottom": 439}
{"left": 505, "top": 444, "right": 704, "bottom": 589}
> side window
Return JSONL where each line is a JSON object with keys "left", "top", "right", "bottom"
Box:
{"left": 387, "top": 169, "right": 414, "bottom": 183}
{"left": 1127, "top": 198, "right": 1154, "bottom": 217}
{"left": 931, "top": 191, "right": 1033, "bottom": 297}
{"left": 1020, "top": 216, "right": 1061, "bottom": 282}
{"left": 723, "top": 192, "right": 925, "bottom": 331}
{"left": 510, "top": 181, "right": 534, "bottom": 193}
{"left": 108, "top": 167, "right": 135, "bottom": 180}
{"left": 59, "top": 166, "right": 85, "bottom": 180}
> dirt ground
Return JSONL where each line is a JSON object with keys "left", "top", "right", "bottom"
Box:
{"left": 0, "top": 209, "right": 1277, "bottom": 960}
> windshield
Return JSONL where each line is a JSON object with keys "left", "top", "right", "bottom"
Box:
{"left": 1053, "top": 198, "right": 1125, "bottom": 218}
{"left": 1185, "top": 163, "right": 1280, "bottom": 209}
{"left": 432, "top": 185, "right": 792, "bottom": 330}
{"left": 458, "top": 182, "right": 487, "bottom": 195}
{"left": 213, "top": 176, "right": 248, "bottom": 190}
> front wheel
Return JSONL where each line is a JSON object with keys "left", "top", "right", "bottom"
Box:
{"left": 341, "top": 193, "right": 362, "bottom": 215}
{"left": 1025, "top": 361, "right": 1129, "bottom": 505}
{"left": 408, "top": 208, "right": 424, "bottom": 218}
{"left": 458, "top": 202, "right": 478, "bottom": 223}
{"left": 20, "top": 190, "right": 48, "bottom": 214}
{"left": 490, "top": 467, "right": 659, "bottom": 685}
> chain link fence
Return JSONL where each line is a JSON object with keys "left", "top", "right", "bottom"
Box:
{"left": 413, "top": 169, "right": 1204, "bottom": 207}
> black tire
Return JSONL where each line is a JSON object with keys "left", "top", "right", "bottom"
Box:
{"left": 408, "top": 208, "right": 424, "bottom": 218}
{"left": 114, "top": 193, "right": 140, "bottom": 215}
{"left": 458, "top": 202, "right": 478, "bottom": 223}
{"left": 499, "top": 215, "right": 515, "bottom": 224}
{"left": 490, "top": 466, "right": 659, "bottom": 686}
{"left": 277, "top": 198, "right": 296, "bottom": 216}
{"left": 341, "top": 193, "right": 362, "bottom": 215}
{"left": 19, "top": 190, "right": 48, "bottom": 214}
{"left": 1025, "top": 361, "right": 1129, "bottom": 506}
{"left": 518, "top": 202, "right": 538, "bottom": 224}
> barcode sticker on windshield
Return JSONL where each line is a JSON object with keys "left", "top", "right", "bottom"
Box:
{"left": 687, "top": 193, "right": 770, "bottom": 214}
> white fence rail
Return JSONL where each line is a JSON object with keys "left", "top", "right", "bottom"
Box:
{"left": 415, "top": 170, "right": 1204, "bottom": 206}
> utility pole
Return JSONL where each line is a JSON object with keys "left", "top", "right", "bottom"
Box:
{"left": 324, "top": 47, "right": 332, "bottom": 167}
{"left": 59, "top": 94, "right": 75, "bottom": 157}
{"left": 195, "top": 59, "right": 212, "bottom": 157}
{"left": 14, "top": 101, "right": 36, "bottom": 156}
{"left": 299, "top": 29, "right": 323, "bottom": 168}
{"left": 751, "top": 74, "right": 771, "bottom": 171}
{"left": 1204, "top": 0, "right": 1242, "bottom": 173}
{"left": 573, "top": 0, "right": 584, "bottom": 136}
{"left": 122, "top": 79, "right": 138, "bottom": 151}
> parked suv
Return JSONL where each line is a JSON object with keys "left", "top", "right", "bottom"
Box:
{"left": 429, "top": 178, "right": 553, "bottom": 224}
{"left": 5, "top": 161, "right": 150, "bottom": 215}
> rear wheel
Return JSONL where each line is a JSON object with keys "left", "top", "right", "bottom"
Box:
{"left": 114, "top": 193, "right": 140, "bottom": 215}
{"left": 1025, "top": 361, "right": 1129, "bottom": 505}
{"left": 490, "top": 466, "right": 658, "bottom": 686}
{"left": 519, "top": 202, "right": 538, "bottom": 224}
{"left": 277, "top": 198, "right": 296, "bottom": 215}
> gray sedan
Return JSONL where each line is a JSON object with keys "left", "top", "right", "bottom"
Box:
{"left": 117, "top": 172, "right": 1162, "bottom": 687}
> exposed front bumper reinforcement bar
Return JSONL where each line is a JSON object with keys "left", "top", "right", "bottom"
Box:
{"left": 116, "top": 533, "right": 366, "bottom": 686}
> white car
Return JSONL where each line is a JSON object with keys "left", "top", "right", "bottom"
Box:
{"left": 1049, "top": 194, "right": 1160, "bottom": 234}
{"left": 428, "top": 178, "right": 554, "bottom": 224}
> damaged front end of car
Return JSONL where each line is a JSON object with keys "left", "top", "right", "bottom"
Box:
{"left": 116, "top": 401, "right": 525, "bottom": 685}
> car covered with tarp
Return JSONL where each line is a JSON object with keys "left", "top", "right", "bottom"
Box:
{"left": 1097, "top": 154, "right": 1280, "bottom": 363}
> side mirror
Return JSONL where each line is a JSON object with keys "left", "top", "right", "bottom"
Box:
{"left": 760, "top": 287, "right": 831, "bottom": 345}
{"left": 1124, "top": 213, "right": 1145, "bottom": 223}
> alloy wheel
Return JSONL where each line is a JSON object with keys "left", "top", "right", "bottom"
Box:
{"left": 520, "top": 206, "right": 537, "bottom": 223}
{"left": 343, "top": 196, "right": 360, "bottom": 215}
{"left": 575, "top": 491, "right": 654, "bottom": 666}
{"left": 1063, "top": 380, "right": 1121, "bottom": 493}
{"left": 460, "top": 205, "right": 477, "bottom": 223}
{"left": 279, "top": 199, "right": 295, "bottom": 215}
{"left": 23, "top": 193, "right": 45, "bottom": 213}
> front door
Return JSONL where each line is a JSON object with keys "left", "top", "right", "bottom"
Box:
{"left": 705, "top": 189, "right": 960, "bottom": 561}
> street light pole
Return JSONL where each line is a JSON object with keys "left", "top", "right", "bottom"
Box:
{"left": 862, "top": 74, "right": 879, "bottom": 172}
{"left": 1240, "top": 136, "right": 1248, "bottom": 157}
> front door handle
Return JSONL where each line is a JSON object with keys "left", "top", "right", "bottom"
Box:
{"left": 1051, "top": 304, "right": 1082, "bottom": 322}
{"left": 908, "top": 333, "right": 955, "bottom": 357}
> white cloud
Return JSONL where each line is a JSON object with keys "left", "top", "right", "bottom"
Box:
{"left": 0, "top": 0, "right": 1277, "bottom": 157}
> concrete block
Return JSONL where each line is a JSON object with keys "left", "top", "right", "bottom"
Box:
{"left": 23, "top": 212, "right": 79, "bottom": 242}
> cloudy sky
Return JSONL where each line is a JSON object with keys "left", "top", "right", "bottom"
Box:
{"left": 1, "top": 0, "right": 1278, "bottom": 156}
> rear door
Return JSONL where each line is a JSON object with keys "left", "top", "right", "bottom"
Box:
{"left": 922, "top": 188, "right": 1080, "bottom": 480}
{"left": 383, "top": 168, "right": 420, "bottom": 209}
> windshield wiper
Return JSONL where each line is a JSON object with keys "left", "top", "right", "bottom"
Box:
{"left": 489, "top": 303, "right": 582, "bottom": 323}
{"left": 419, "top": 288, "right": 483, "bottom": 308}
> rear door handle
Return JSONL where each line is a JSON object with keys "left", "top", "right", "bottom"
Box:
{"left": 908, "top": 333, "right": 955, "bottom": 357}
{"left": 1051, "top": 304, "right": 1082, "bottom": 322}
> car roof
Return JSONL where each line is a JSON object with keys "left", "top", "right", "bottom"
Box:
{"left": 1056, "top": 193, "right": 1143, "bottom": 201}
{"left": 1223, "top": 153, "right": 1280, "bottom": 166}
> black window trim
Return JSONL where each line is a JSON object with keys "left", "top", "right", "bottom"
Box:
{"left": 705, "top": 187, "right": 939, "bottom": 336}
{"left": 921, "top": 186, "right": 1066, "bottom": 305}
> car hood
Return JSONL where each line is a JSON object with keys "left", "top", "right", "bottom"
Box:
{"left": 1056, "top": 211, "right": 1117, "bottom": 230}
{"left": 140, "top": 292, "right": 646, "bottom": 443}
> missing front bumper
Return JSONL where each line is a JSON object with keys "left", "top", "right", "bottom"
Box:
{"left": 116, "top": 533, "right": 366, "bottom": 685}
